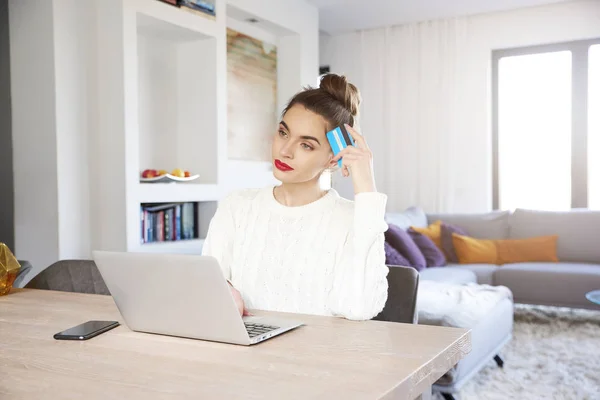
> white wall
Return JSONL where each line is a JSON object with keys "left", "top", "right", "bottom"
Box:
{"left": 9, "top": 0, "right": 96, "bottom": 280}
{"left": 321, "top": 0, "right": 600, "bottom": 212}
{"left": 226, "top": 16, "right": 278, "bottom": 46}
{"left": 138, "top": 35, "right": 179, "bottom": 172}
{"left": 53, "top": 0, "right": 92, "bottom": 261}
{"left": 9, "top": 0, "right": 61, "bottom": 274}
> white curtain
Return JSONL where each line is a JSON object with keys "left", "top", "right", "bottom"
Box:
{"left": 323, "top": 18, "right": 483, "bottom": 213}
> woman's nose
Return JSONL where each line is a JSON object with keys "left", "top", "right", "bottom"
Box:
{"left": 279, "top": 142, "right": 293, "bottom": 158}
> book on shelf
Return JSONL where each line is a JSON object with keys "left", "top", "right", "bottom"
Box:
{"left": 140, "top": 202, "right": 198, "bottom": 244}
{"left": 180, "top": 0, "right": 216, "bottom": 17}
{"left": 155, "top": 0, "right": 216, "bottom": 17}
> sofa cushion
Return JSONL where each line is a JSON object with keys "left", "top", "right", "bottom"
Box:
{"left": 452, "top": 234, "right": 560, "bottom": 265}
{"left": 452, "top": 234, "right": 498, "bottom": 264}
{"left": 494, "top": 262, "right": 600, "bottom": 308}
{"left": 384, "top": 242, "right": 411, "bottom": 267}
{"left": 444, "top": 263, "right": 499, "bottom": 285}
{"left": 408, "top": 228, "right": 447, "bottom": 267}
{"left": 419, "top": 267, "right": 477, "bottom": 284}
{"left": 385, "top": 224, "right": 426, "bottom": 270}
{"left": 385, "top": 207, "right": 428, "bottom": 231}
{"left": 509, "top": 208, "right": 600, "bottom": 264}
{"left": 441, "top": 222, "right": 468, "bottom": 263}
{"left": 427, "top": 210, "right": 510, "bottom": 240}
{"left": 410, "top": 220, "right": 443, "bottom": 249}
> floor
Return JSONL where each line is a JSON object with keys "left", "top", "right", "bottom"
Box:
{"left": 440, "top": 304, "right": 600, "bottom": 400}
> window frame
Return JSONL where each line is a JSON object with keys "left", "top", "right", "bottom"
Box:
{"left": 492, "top": 38, "right": 600, "bottom": 210}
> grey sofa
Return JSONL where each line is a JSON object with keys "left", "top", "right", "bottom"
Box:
{"left": 385, "top": 206, "right": 600, "bottom": 398}
{"left": 390, "top": 207, "right": 600, "bottom": 310}
{"left": 386, "top": 207, "right": 515, "bottom": 399}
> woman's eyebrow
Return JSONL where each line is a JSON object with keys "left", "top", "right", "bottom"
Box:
{"left": 279, "top": 121, "right": 321, "bottom": 145}
{"left": 300, "top": 136, "right": 320, "bottom": 145}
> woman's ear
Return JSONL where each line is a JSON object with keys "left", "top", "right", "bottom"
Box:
{"left": 326, "top": 154, "right": 339, "bottom": 169}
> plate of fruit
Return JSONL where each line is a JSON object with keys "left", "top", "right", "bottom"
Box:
{"left": 140, "top": 168, "right": 199, "bottom": 183}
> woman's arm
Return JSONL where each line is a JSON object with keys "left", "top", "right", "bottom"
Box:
{"left": 327, "top": 192, "right": 390, "bottom": 321}
{"left": 202, "top": 193, "right": 250, "bottom": 316}
{"left": 202, "top": 194, "right": 236, "bottom": 282}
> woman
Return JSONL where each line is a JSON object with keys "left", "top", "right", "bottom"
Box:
{"left": 202, "top": 73, "right": 389, "bottom": 321}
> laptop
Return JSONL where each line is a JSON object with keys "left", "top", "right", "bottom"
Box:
{"left": 92, "top": 250, "right": 303, "bottom": 346}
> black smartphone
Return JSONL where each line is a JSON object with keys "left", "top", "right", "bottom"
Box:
{"left": 53, "top": 320, "right": 120, "bottom": 340}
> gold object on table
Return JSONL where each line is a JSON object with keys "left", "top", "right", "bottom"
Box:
{"left": 0, "top": 243, "right": 21, "bottom": 295}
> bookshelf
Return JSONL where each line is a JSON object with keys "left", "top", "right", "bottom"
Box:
{"left": 133, "top": 200, "right": 217, "bottom": 255}
{"left": 131, "top": 0, "right": 224, "bottom": 254}
{"left": 92, "top": 0, "right": 227, "bottom": 255}
{"left": 136, "top": 10, "right": 219, "bottom": 186}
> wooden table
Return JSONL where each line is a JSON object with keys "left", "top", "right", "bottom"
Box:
{"left": 0, "top": 289, "right": 471, "bottom": 400}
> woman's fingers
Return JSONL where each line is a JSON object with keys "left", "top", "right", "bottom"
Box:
{"left": 340, "top": 154, "right": 360, "bottom": 163}
{"left": 344, "top": 124, "right": 369, "bottom": 149}
{"left": 230, "top": 285, "right": 246, "bottom": 317}
{"left": 333, "top": 146, "right": 365, "bottom": 162}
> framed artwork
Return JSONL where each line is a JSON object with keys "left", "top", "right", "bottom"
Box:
{"left": 227, "top": 28, "right": 277, "bottom": 162}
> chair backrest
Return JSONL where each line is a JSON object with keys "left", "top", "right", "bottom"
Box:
{"left": 25, "top": 260, "right": 110, "bottom": 295}
{"left": 373, "top": 265, "right": 419, "bottom": 324}
{"left": 13, "top": 260, "right": 33, "bottom": 288}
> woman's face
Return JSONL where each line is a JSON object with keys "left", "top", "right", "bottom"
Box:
{"left": 271, "top": 104, "right": 334, "bottom": 184}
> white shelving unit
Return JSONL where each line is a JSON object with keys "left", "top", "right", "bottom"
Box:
{"left": 133, "top": 0, "right": 224, "bottom": 255}
{"left": 94, "top": 0, "right": 227, "bottom": 255}
{"left": 137, "top": 183, "right": 220, "bottom": 204}
{"left": 136, "top": 238, "right": 206, "bottom": 254}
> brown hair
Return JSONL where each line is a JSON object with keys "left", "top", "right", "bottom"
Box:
{"left": 281, "top": 73, "right": 361, "bottom": 129}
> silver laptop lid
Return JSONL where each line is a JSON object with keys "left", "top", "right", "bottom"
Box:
{"left": 92, "top": 251, "right": 251, "bottom": 345}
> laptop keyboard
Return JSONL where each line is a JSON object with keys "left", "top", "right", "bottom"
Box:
{"left": 244, "top": 322, "right": 279, "bottom": 338}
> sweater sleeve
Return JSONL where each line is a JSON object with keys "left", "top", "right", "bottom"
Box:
{"left": 326, "top": 192, "right": 390, "bottom": 321}
{"left": 201, "top": 193, "right": 236, "bottom": 282}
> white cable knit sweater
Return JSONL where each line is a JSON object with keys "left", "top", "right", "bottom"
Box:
{"left": 201, "top": 186, "right": 390, "bottom": 321}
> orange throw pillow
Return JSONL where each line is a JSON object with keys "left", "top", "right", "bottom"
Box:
{"left": 452, "top": 233, "right": 559, "bottom": 265}
{"left": 410, "top": 220, "right": 443, "bottom": 250}
{"left": 496, "top": 235, "right": 559, "bottom": 264}
{"left": 451, "top": 234, "right": 498, "bottom": 264}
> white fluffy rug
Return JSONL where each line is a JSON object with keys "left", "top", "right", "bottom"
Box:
{"left": 437, "top": 304, "right": 600, "bottom": 400}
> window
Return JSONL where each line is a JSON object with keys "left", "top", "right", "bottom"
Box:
{"left": 497, "top": 52, "right": 572, "bottom": 211}
{"left": 493, "top": 39, "right": 600, "bottom": 211}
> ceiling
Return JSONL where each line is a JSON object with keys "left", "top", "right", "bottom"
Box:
{"left": 307, "top": 0, "right": 574, "bottom": 35}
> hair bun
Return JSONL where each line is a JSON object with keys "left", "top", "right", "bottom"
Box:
{"left": 319, "top": 73, "right": 361, "bottom": 118}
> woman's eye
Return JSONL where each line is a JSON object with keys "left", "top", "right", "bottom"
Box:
{"left": 301, "top": 143, "right": 313, "bottom": 151}
{"left": 278, "top": 129, "right": 288, "bottom": 137}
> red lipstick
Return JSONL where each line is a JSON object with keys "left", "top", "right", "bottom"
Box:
{"left": 274, "top": 159, "right": 294, "bottom": 172}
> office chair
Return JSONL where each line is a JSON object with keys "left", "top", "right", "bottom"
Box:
{"left": 25, "top": 260, "right": 110, "bottom": 295}
{"left": 373, "top": 264, "right": 420, "bottom": 324}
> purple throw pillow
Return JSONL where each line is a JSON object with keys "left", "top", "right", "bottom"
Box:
{"left": 384, "top": 224, "right": 426, "bottom": 271}
{"left": 384, "top": 241, "right": 411, "bottom": 267}
{"left": 408, "top": 228, "right": 447, "bottom": 267}
{"left": 440, "top": 222, "right": 468, "bottom": 263}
